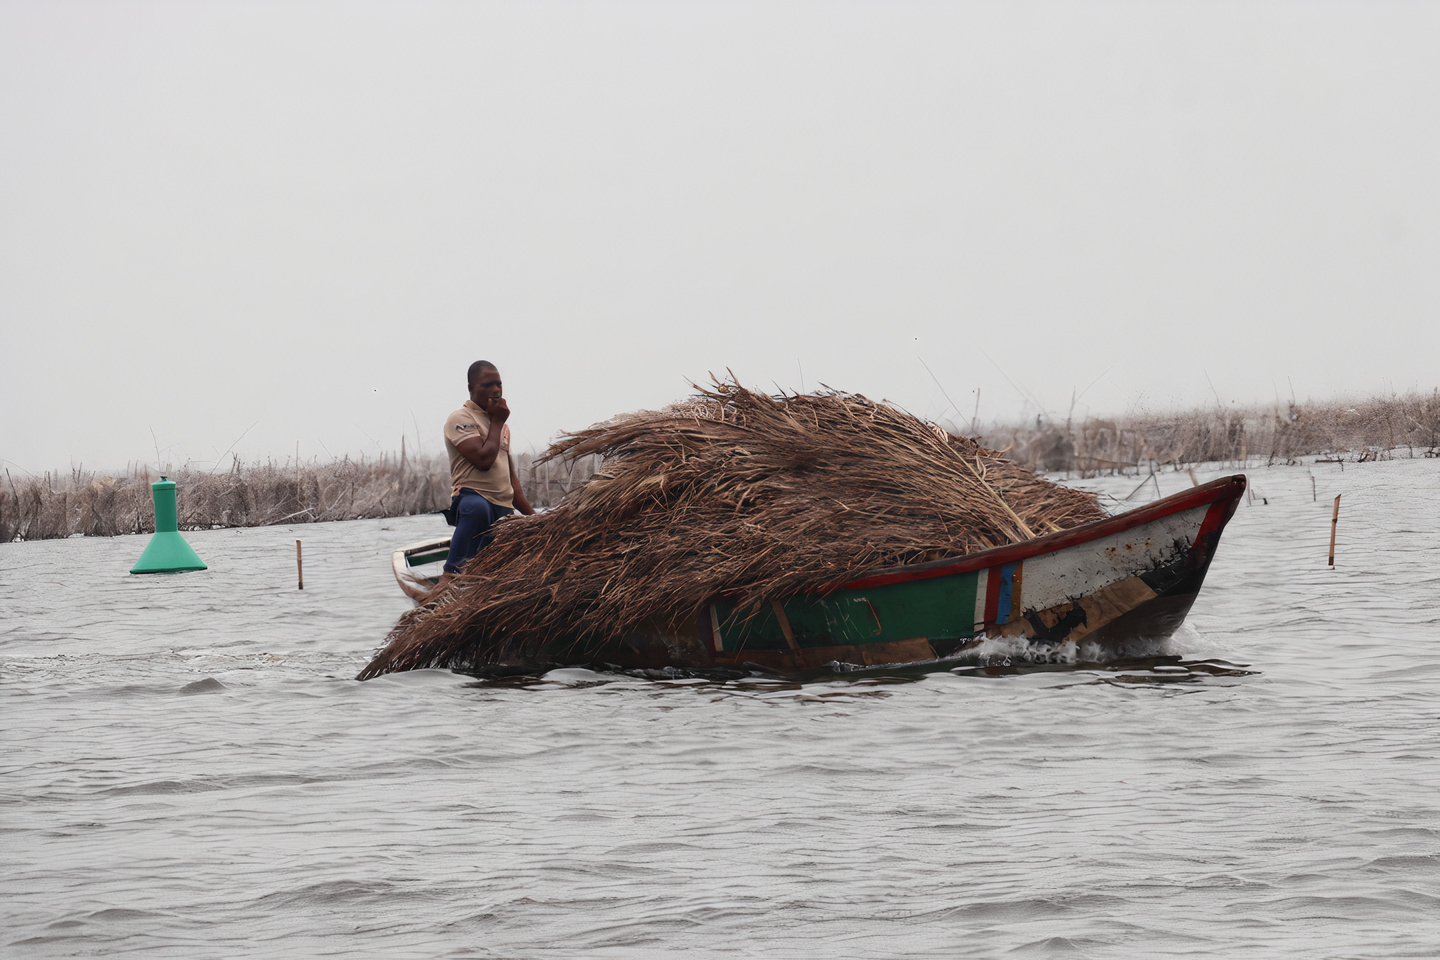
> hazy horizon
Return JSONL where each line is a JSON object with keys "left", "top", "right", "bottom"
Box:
{"left": 8, "top": 379, "right": 1436, "bottom": 479}
{"left": 4, "top": 1, "right": 1437, "bottom": 474}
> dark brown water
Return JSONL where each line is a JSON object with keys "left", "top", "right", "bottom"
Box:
{"left": 3, "top": 459, "right": 1438, "bottom": 958}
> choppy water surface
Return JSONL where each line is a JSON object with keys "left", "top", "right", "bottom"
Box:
{"left": 4, "top": 460, "right": 1439, "bottom": 958}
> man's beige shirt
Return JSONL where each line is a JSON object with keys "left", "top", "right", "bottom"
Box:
{"left": 443, "top": 400, "right": 513, "bottom": 506}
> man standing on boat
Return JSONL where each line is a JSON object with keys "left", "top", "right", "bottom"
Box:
{"left": 441, "top": 360, "right": 535, "bottom": 581}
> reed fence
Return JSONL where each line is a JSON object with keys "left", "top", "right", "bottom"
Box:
{"left": 1, "top": 451, "right": 602, "bottom": 542}
{"left": 981, "top": 390, "right": 1440, "bottom": 478}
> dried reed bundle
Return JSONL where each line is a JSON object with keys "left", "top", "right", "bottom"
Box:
{"left": 358, "top": 381, "right": 1105, "bottom": 678}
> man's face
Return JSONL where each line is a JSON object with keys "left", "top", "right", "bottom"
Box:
{"left": 470, "top": 368, "right": 503, "bottom": 410}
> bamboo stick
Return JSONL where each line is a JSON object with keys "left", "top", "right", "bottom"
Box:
{"left": 297, "top": 539, "right": 304, "bottom": 589}
{"left": 770, "top": 599, "right": 801, "bottom": 655}
{"left": 1328, "top": 495, "right": 1341, "bottom": 567}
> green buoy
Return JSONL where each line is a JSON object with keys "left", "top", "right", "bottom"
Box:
{"left": 131, "top": 476, "right": 207, "bottom": 574}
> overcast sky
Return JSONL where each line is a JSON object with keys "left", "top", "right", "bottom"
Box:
{"left": 3, "top": 0, "right": 1437, "bottom": 474}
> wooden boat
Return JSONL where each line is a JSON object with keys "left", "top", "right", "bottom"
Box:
{"left": 391, "top": 474, "right": 1247, "bottom": 676}
{"left": 392, "top": 537, "right": 453, "bottom": 603}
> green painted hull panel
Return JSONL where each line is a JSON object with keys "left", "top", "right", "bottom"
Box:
{"left": 713, "top": 570, "right": 981, "bottom": 653}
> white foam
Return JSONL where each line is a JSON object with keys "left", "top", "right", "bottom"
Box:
{"left": 966, "top": 630, "right": 1188, "bottom": 665}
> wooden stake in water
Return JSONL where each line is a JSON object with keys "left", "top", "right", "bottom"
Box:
{"left": 1328, "top": 495, "right": 1341, "bottom": 567}
{"left": 296, "top": 540, "right": 304, "bottom": 590}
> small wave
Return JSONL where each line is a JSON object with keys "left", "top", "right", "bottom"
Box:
{"left": 252, "top": 879, "right": 420, "bottom": 910}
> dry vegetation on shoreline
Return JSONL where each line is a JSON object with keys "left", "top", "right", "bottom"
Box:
{"left": 4, "top": 390, "right": 1436, "bottom": 542}
{"left": 0, "top": 451, "right": 602, "bottom": 543}
{"left": 982, "top": 389, "right": 1440, "bottom": 477}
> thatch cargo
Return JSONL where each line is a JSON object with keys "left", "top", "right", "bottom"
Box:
{"left": 359, "top": 382, "right": 1109, "bottom": 679}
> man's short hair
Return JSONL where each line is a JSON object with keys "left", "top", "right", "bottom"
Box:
{"left": 467, "top": 360, "right": 498, "bottom": 387}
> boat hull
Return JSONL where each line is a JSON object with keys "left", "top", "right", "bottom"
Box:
{"left": 393, "top": 475, "right": 1247, "bottom": 677}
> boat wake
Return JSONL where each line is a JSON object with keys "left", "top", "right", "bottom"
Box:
{"left": 946, "top": 625, "right": 1254, "bottom": 682}
{"left": 964, "top": 630, "right": 1180, "bottom": 667}
{"left": 464, "top": 623, "right": 1255, "bottom": 688}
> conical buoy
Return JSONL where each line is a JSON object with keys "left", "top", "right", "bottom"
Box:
{"left": 131, "top": 476, "right": 207, "bottom": 574}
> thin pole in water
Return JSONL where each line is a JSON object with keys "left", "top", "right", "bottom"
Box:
{"left": 296, "top": 540, "right": 304, "bottom": 589}
{"left": 1328, "top": 495, "right": 1341, "bottom": 567}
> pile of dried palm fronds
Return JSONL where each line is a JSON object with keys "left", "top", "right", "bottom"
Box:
{"left": 358, "top": 381, "right": 1105, "bottom": 679}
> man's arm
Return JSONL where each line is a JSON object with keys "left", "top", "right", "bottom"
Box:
{"left": 509, "top": 453, "right": 536, "bottom": 516}
{"left": 453, "top": 400, "right": 509, "bottom": 471}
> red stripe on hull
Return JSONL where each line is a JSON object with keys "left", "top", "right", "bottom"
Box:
{"left": 983, "top": 563, "right": 1003, "bottom": 624}
{"left": 843, "top": 475, "right": 1247, "bottom": 591}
